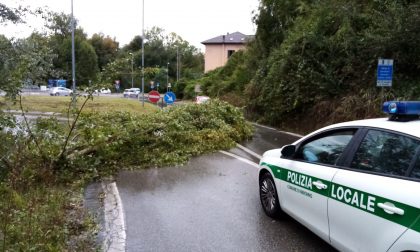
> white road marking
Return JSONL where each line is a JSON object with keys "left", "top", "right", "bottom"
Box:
{"left": 236, "top": 143, "right": 263, "bottom": 159}
{"left": 252, "top": 123, "right": 303, "bottom": 138}
{"left": 219, "top": 150, "right": 260, "bottom": 169}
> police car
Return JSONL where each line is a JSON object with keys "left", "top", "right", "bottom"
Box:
{"left": 259, "top": 101, "right": 420, "bottom": 251}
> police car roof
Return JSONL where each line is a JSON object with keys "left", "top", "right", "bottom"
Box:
{"left": 315, "top": 117, "right": 420, "bottom": 139}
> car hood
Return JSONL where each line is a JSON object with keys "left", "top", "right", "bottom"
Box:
{"left": 262, "top": 148, "right": 282, "bottom": 158}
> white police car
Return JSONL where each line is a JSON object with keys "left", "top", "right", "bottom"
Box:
{"left": 259, "top": 101, "right": 420, "bottom": 251}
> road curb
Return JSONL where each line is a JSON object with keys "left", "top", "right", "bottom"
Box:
{"left": 101, "top": 180, "right": 126, "bottom": 252}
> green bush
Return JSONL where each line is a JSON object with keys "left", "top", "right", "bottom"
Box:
{"left": 75, "top": 99, "right": 253, "bottom": 172}
{"left": 247, "top": 0, "right": 420, "bottom": 128}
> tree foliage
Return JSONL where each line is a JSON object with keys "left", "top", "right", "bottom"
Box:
{"left": 248, "top": 0, "right": 420, "bottom": 129}
{"left": 120, "top": 27, "right": 204, "bottom": 92}
{"left": 200, "top": 0, "right": 420, "bottom": 132}
{"left": 89, "top": 33, "right": 119, "bottom": 71}
{"left": 47, "top": 12, "right": 99, "bottom": 85}
{"left": 0, "top": 3, "right": 22, "bottom": 23}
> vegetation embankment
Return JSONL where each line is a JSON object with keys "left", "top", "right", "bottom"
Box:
{"left": 0, "top": 97, "right": 253, "bottom": 250}
{"left": 195, "top": 0, "right": 420, "bottom": 134}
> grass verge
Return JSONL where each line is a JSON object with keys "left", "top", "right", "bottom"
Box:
{"left": 0, "top": 95, "right": 157, "bottom": 114}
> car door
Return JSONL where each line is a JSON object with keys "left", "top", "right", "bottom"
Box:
{"left": 277, "top": 128, "right": 358, "bottom": 242}
{"left": 58, "top": 87, "right": 68, "bottom": 96}
{"left": 329, "top": 129, "right": 420, "bottom": 251}
{"left": 388, "top": 155, "right": 420, "bottom": 251}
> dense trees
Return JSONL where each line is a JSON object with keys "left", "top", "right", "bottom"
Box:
{"left": 199, "top": 0, "right": 420, "bottom": 132}
{"left": 114, "top": 26, "right": 203, "bottom": 92}
{"left": 0, "top": 6, "right": 204, "bottom": 95}
{"left": 89, "top": 33, "right": 119, "bottom": 71}
{"left": 0, "top": 3, "right": 22, "bottom": 23}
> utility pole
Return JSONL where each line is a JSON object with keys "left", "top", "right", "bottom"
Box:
{"left": 166, "top": 62, "right": 169, "bottom": 89}
{"left": 176, "top": 47, "right": 179, "bottom": 83}
{"left": 141, "top": 0, "right": 145, "bottom": 107}
{"left": 71, "top": 0, "right": 76, "bottom": 108}
{"left": 129, "top": 53, "right": 134, "bottom": 88}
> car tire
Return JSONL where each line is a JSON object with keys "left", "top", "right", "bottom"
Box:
{"left": 259, "top": 172, "right": 282, "bottom": 218}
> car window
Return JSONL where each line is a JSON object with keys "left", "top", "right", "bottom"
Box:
{"left": 351, "top": 130, "right": 419, "bottom": 176}
{"left": 410, "top": 152, "right": 420, "bottom": 179}
{"left": 296, "top": 130, "right": 355, "bottom": 165}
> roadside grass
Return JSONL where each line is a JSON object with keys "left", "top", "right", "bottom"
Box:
{"left": 0, "top": 183, "right": 96, "bottom": 251}
{"left": 0, "top": 95, "right": 157, "bottom": 114}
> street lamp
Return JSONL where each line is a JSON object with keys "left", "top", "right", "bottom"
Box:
{"left": 141, "top": 0, "right": 145, "bottom": 107}
{"left": 166, "top": 62, "right": 169, "bottom": 88}
{"left": 129, "top": 53, "right": 134, "bottom": 88}
{"left": 176, "top": 47, "right": 180, "bottom": 82}
{"left": 71, "top": 0, "right": 76, "bottom": 108}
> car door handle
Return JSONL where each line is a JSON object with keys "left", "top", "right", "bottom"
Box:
{"left": 312, "top": 181, "right": 328, "bottom": 190}
{"left": 377, "top": 203, "right": 405, "bottom": 216}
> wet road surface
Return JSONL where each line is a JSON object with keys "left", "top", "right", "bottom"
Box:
{"left": 117, "top": 125, "right": 335, "bottom": 251}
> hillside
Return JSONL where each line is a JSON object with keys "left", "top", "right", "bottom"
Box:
{"left": 195, "top": 0, "right": 420, "bottom": 133}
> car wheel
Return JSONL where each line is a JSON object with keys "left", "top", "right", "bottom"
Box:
{"left": 259, "top": 172, "right": 282, "bottom": 218}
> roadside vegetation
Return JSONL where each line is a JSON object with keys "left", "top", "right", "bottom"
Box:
{"left": 0, "top": 94, "right": 253, "bottom": 250}
{"left": 194, "top": 0, "right": 420, "bottom": 133}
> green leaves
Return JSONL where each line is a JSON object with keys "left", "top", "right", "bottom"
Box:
{"left": 76, "top": 100, "right": 253, "bottom": 169}
{"left": 245, "top": 0, "right": 420, "bottom": 128}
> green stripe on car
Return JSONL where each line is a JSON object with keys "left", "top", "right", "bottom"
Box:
{"left": 261, "top": 162, "right": 420, "bottom": 233}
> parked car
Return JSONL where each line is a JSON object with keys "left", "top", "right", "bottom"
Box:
{"left": 49, "top": 87, "right": 73, "bottom": 96}
{"left": 123, "top": 88, "right": 141, "bottom": 98}
{"left": 195, "top": 96, "right": 210, "bottom": 104}
{"left": 94, "top": 88, "right": 111, "bottom": 94}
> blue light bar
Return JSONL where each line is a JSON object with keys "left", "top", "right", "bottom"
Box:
{"left": 383, "top": 101, "right": 420, "bottom": 115}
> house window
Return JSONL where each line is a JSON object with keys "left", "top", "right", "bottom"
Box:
{"left": 227, "top": 50, "right": 235, "bottom": 58}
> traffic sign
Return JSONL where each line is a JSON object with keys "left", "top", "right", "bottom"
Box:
{"left": 377, "top": 59, "right": 394, "bottom": 87}
{"left": 148, "top": 90, "right": 160, "bottom": 103}
{"left": 194, "top": 84, "right": 201, "bottom": 93}
{"left": 164, "top": 92, "right": 176, "bottom": 105}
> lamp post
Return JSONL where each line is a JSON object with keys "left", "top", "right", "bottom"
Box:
{"left": 176, "top": 47, "right": 180, "bottom": 82}
{"left": 141, "top": 0, "right": 145, "bottom": 107}
{"left": 166, "top": 62, "right": 169, "bottom": 89}
{"left": 71, "top": 0, "right": 76, "bottom": 108}
{"left": 129, "top": 53, "right": 134, "bottom": 88}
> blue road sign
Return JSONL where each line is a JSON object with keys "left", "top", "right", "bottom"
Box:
{"left": 164, "top": 92, "right": 176, "bottom": 105}
{"left": 377, "top": 59, "right": 393, "bottom": 87}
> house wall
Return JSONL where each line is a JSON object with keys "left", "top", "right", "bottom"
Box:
{"left": 204, "top": 44, "right": 246, "bottom": 72}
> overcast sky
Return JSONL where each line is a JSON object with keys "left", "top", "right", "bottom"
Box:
{"left": 2, "top": 0, "right": 260, "bottom": 51}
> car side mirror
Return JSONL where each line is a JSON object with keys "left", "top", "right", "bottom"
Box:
{"left": 281, "top": 145, "right": 296, "bottom": 158}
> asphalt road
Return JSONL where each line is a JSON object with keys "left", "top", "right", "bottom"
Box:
{"left": 116, "top": 125, "right": 335, "bottom": 251}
